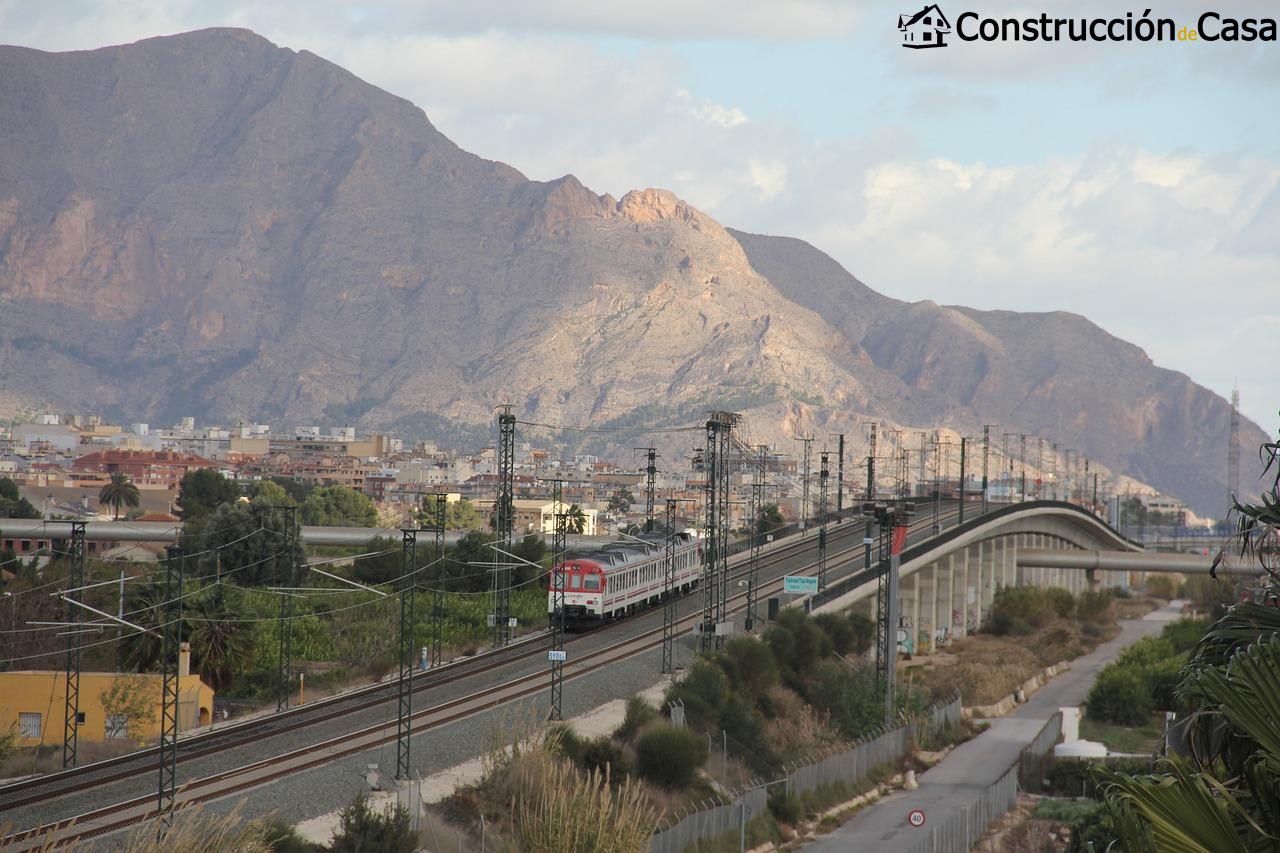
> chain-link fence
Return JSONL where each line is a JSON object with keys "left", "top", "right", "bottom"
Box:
{"left": 650, "top": 693, "right": 962, "bottom": 853}
{"left": 905, "top": 712, "right": 1062, "bottom": 853}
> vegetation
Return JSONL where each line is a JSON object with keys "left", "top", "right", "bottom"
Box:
{"left": 917, "top": 587, "right": 1121, "bottom": 706}
{"left": 0, "top": 476, "right": 39, "bottom": 519}
{"left": 1093, "top": 420, "right": 1280, "bottom": 850}
{"left": 299, "top": 484, "right": 378, "bottom": 527}
{"left": 175, "top": 469, "right": 242, "bottom": 520}
{"left": 98, "top": 472, "right": 141, "bottom": 519}
{"left": 606, "top": 488, "right": 634, "bottom": 515}
{"left": 119, "top": 803, "right": 276, "bottom": 852}
{"left": 757, "top": 503, "right": 785, "bottom": 534}
{"left": 1084, "top": 619, "right": 1207, "bottom": 726}
{"left": 416, "top": 494, "right": 484, "bottom": 531}
{"left": 445, "top": 712, "right": 655, "bottom": 853}
{"left": 329, "top": 793, "right": 415, "bottom": 853}
{"left": 634, "top": 725, "right": 708, "bottom": 789}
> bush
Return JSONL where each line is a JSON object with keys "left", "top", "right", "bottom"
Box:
{"left": 1144, "top": 574, "right": 1178, "bottom": 599}
{"left": 804, "top": 660, "right": 883, "bottom": 740}
{"left": 1116, "top": 636, "right": 1175, "bottom": 668}
{"left": 767, "top": 610, "right": 832, "bottom": 679}
{"left": 1076, "top": 590, "right": 1113, "bottom": 623}
{"left": 1160, "top": 617, "right": 1209, "bottom": 654}
{"left": 613, "top": 695, "right": 657, "bottom": 743}
{"left": 1145, "top": 656, "right": 1184, "bottom": 712}
{"left": 723, "top": 636, "right": 779, "bottom": 700}
{"left": 1043, "top": 758, "right": 1153, "bottom": 798}
{"left": 847, "top": 612, "right": 875, "bottom": 655}
{"left": 720, "top": 693, "right": 778, "bottom": 775}
{"left": 634, "top": 725, "right": 707, "bottom": 789}
{"left": 1086, "top": 665, "right": 1153, "bottom": 726}
{"left": 1045, "top": 587, "right": 1076, "bottom": 618}
{"left": 767, "top": 788, "right": 803, "bottom": 824}
{"left": 814, "top": 613, "right": 855, "bottom": 656}
{"left": 985, "top": 587, "right": 1056, "bottom": 635}
{"left": 329, "top": 793, "right": 415, "bottom": 853}
{"left": 665, "top": 660, "right": 729, "bottom": 728}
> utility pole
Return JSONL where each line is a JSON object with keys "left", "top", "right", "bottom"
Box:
{"left": 817, "top": 451, "right": 829, "bottom": 590}
{"left": 1002, "top": 432, "right": 1015, "bottom": 502}
{"left": 63, "top": 520, "right": 86, "bottom": 768}
{"left": 1228, "top": 385, "right": 1241, "bottom": 510}
{"left": 702, "top": 412, "right": 735, "bottom": 650}
{"left": 549, "top": 481, "right": 567, "bottom": 717}
{"left": 863, "top": 422, "right": 877, "bottom": 579}
{"left": 493, "top": 406, "right": 516, "bottom": 647}
{"left": 430, "top": 494, "right": 446, "bottom": 668}
{"left": 931, "top": 431, "right": 941, "bottom": 535}
{"left": 1064, "top": 449, "right": 1074, "bottom": 505}
{"left": 1019, "top": 434, "right": 1027, "bottom": 502}
{"left": 835, "top": 433, "right": 845, "bottom": 516}
{"left": 917, "top": 432, "right": 928, "bottom": 499}
{"left": 1050, "top": 443, "right": 1059, "bottom": 501}
{"left": 959, "top": 437, "right": 968, "bottom": 525}
{"left": 662, "top": 499, "right": 679, "bottom": 671}
{"left": 1036, "top": 438, "right": 1045, "bottom": 500}
{"left": 395, "top": 529, "right": 418, "bottom": 781}
{"left": 156, "top": 544, "right": 183, "bottom": 835}
{"left": 982, "top": 425, "right": 995, "bottom": 514}
{"left": 796, "top": 436, "right": 814, "bottom": 531}
{"left": 637, "top": 448, "right": 658, "bottom": 533}
{"left": 271, "top": 505, "right": 298, "bottom": 713}
{"left": 746, "top": 444, "right": 768, "bottom": 631}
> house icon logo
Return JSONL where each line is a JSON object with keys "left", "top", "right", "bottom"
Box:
{"left": 899, "top": 4, "right": 951, "bottom": 48}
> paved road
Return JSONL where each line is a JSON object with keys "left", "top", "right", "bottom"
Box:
{"left": 806, "top": 601, "right": 1184, "bottom": 852}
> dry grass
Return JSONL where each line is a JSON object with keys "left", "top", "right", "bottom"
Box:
{"left": 119, "top": 804, "right": 274, "bottom": 853}
{"left": 446, "top": 704, "right": 660, "bottom": 852}
{"left": 1, "top": 803, "right": 274, "bottom": 853}
{"left": 915, "top": 612, "right": 1120, "bottom": 706}
{"left": 763, "top": 687, "right": 838, "bottom": 758}
{"left": 0, "top": 740, "right": 139, "bottom": 781}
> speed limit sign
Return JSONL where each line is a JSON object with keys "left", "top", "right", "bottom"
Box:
{"left": 907, "top": 809, "right": 926, "bottom": 827}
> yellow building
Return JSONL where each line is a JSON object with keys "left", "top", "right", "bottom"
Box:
{"left": 0, "top": 645, "right": 214, "bottom": 748}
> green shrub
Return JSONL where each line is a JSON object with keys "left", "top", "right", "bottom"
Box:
{"left": 1080, "top": 620, "right": 1105, "bottom": 638}
{"left": 804, "top": 660, "right": 882, "bottom": 740}
{"left": 329, "top": 793, "right": 415, "bottom": 853}
{"left": 814, "top": 613, "right": 855, "bottom": 656}
{"left": 1160, "top": 617, "right": 1209, "bottom": 654}
{"left": 1115, "top": 636, "right": 1174, "bottom": 667}
{"left": 767, "top": 610, "right": 832, "bottom": 678}
{"left": 719, "top": 694, "right": 778, "bottom": 775}
{"left": 1076, "top": 590, "right": 1113, "bottom": 623}
{"left": 723, "top": 636, "right": 779, "bottom": 700}
{"left": 1043, "top": 758, "right": 1153, "bottom": 798}
{"left": 767, "top": 788, "right": 803, "bottom": 824}
{"left": 1145, "top": 656, "right": 1184, "bottom": 712}
{"left": 1086, "top": 665, "right": 1153, "bottom": 726}
{"left": 847, "top": 613, "right": 875, "bottom": 655}
{"left": 1045, "top": 587, "right": 1075, "bottom": 618}
{"left": 613, "top": 695, "right": 657, "bottom": 743}
{"left": 634, "top": 725, "right": 707, "bottom": 789}
{"left": 665, "top": 660, "right": 729, "bottom": 728}
{"left": 985, "top": 586, "right": 1056, "bottom": 635}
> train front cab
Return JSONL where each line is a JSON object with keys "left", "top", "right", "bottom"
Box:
{"left": 549, "top": 560, "right": 606, "bottom": 629}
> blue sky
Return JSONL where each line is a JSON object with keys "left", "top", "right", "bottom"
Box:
{"left": 3, "top": 0, "right": 1277, "bottom": 434}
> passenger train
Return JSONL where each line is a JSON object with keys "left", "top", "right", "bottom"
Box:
{"left": 547, "top": 532, "right": 702, "bottom": 628}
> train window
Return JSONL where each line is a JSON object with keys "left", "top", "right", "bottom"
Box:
{"left": 571, "top": 575, "right": 582, "bottom": 590}
{"left": 584, "top": 574, "right": 601, "bottom": 591}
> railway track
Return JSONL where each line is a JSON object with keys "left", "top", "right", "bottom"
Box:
{"left": 3, "top": 505, "right": 961, "bottom": 847}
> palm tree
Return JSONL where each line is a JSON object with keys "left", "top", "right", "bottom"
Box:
{"left": 186, "top": 589, "right": 254, "bottom": 692}
{"left": 566, "top": 504, "right": 588, "bottom": 535}
{"left": 98, "top": 472, "right": 140, "bottom": 520}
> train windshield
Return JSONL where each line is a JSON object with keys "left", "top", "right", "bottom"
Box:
{"left": 570, "top": 574, "right": 582, "bottom": 590}
{"left": 583, "top": 573, "right": 601, "bottom": 591}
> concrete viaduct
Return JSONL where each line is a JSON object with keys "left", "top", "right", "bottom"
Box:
{"left": 807, "top": 500, "right": 1252, "bottom": 651}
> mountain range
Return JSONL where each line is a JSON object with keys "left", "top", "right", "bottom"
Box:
{"left": 0, "top": 28, "right": 1266, "bottom": 516}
